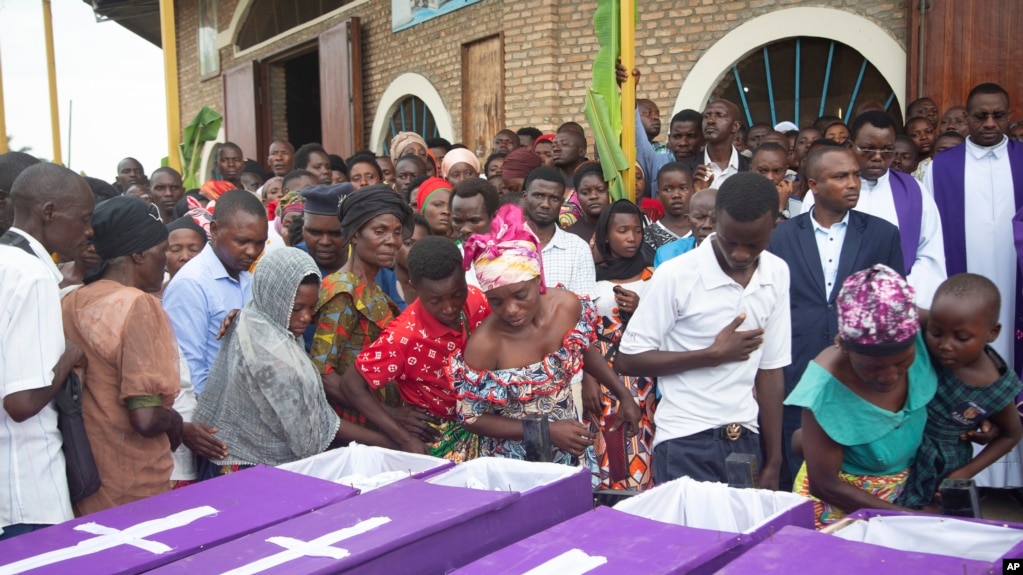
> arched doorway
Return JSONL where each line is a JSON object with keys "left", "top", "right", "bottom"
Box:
{"left": 673, "top": 7, "right": 906, "bottom": 124}
{"left": 370, "top": 73, "right": 455, "bottom": 155}
{"left": 386, "top": 96, "right": 440, "bottom": 149}
{"left": 712, "top": 37, "right": 901, "bottom": 128}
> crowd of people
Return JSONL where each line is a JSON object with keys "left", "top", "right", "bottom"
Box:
{"left": 2, "top": 76, "right": 1023, "bottom": 539}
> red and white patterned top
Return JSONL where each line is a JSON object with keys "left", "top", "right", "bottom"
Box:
{"left": 356, "top": 285, "right": 490, "bottom": 418}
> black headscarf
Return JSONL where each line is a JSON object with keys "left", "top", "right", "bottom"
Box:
{"left": 85, "top": 196, "right": 169, "bottom": 284}
{"left": 338, "top": 183, "right": 414, "bottom": 242}
{"left": 166, "top": 215, "right": 209, "bottom": 246}
{"left": 595, "top": 199, "right": 649, "bottom": 282}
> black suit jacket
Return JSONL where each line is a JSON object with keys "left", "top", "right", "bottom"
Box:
{"left": 767, "top": 209, "right": 905, "bottom": 394}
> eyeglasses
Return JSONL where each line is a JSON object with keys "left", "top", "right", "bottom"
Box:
{"left": 855, "top": 146, "right": 896, "bottom": 159}
{"left": 972, "top": 112, "right": 1008, "bottom": 121}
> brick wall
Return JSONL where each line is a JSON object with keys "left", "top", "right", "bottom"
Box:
{"left": 174, "top": 0, "right": 908, "bottom": 156}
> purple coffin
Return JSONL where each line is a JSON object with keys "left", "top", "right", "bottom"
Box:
{"left": 452, "top": 506, "right": 743, "bottom": 575}
{"left": 150, "top": 458, "right": 593, "bottom": 574}
{"left": 612, "top": 476, "right": 814, "bottom": 569}
{"left": 714, "top": 525, "right": 995, "bottom": 574}
{"left": 843, "top": 508, "right": 1023, "bottom": 567}
{"left": 0, "top": 465, "right": 358, "bottom": 575}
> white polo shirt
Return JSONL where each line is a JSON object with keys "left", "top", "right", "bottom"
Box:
{"left": 620, "top": 234, "right": 791, "bottom": 447}
{"left": 0, "top": 228, "right": 73, "bottom": 528}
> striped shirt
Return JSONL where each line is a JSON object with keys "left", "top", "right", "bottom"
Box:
{"left": 0, "top": 227, "right": 73, "bottom": 528}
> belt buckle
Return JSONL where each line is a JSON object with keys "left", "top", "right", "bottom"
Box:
{"left": 725, "top": 423, "right": 742, "bottom": 441}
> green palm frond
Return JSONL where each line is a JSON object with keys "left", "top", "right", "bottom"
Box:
{"left": 588, "top": 0, "right": 630, "bottom": 201}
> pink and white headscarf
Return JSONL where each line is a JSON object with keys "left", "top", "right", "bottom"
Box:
{"left": 463, "top": 204, "right": 546, "bottom": 293}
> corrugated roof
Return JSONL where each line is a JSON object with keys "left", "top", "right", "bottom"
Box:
{"left": 83, "top": 0, "right": 161, "bottom": 47}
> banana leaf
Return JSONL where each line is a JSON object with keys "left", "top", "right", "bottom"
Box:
{"left": 591, "top": 0, "right": 621, "bottom": 135}
{"left": 585, "top": 88, "right": 627, "bottom": 201}
{"left": 588, "top": 0, "right": 630, "bottom": 201}
{"left": 178, "top": 106, "right": 223, "bottom": 189}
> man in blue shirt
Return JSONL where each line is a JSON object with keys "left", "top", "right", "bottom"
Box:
{"left": 163, "top": 191, "right": 268, "bottom": 395}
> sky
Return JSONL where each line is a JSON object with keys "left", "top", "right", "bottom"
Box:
{"left": 0, "top": 0, "right": 167, "bottom": 180}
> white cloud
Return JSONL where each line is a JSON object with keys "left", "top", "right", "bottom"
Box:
{"left": 0, "top": 0, "right": 167, "bottom": 180}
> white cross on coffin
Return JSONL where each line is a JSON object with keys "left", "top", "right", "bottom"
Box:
{"left": 520, "top": 549, "right": 609, "bottom": 575}
{"left": 220, "top": 516, "right": 391, "bottom": 575}
{"left": 0, "top": 506, "right": 219, "bottom": 575}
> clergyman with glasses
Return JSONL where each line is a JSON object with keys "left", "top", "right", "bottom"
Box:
{"left": 802, "top": 110, "right": 947, "bottom": 309}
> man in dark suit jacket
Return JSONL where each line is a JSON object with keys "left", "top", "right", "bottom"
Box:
{"left": 767, "top": 145, "right": 905, "bottom": 489}
{"left": 680, "top": 100, "right": 751, "bottom": 191}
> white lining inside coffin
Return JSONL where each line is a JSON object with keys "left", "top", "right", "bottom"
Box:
{"left": 613, "top": 476, "right": 811, "bottom": 534}
{"left": 427, "top": 457, "right": 581, "bottom": 492}
{"left": 277, "top": 442, "right": 449, "bottom": 491}
{"left": 830, "top": 515, "right": 1023, "bottom": 562}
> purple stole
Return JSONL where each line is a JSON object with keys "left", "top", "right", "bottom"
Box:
{"left": 888, "top": 170, "right": 922, "bottom": 275}
{"left": 932, "top": 140, "right": 1023, "bottom": 377}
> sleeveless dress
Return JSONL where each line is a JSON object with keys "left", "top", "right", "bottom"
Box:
{"left": 446, "top": 295, "right": 598, "bottom": 465}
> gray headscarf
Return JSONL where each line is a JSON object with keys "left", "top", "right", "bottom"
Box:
{"left": 195, "top": 248, "right": 340, "bottom": 466}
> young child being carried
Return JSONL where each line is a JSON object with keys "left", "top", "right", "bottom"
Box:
{"left": 898, "top": 273, "right": 1023, "bottom": 509}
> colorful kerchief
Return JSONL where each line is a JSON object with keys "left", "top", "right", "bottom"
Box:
{"left": 272, "top": 191, "right": 305, "bottom": 235}
{"left": 463, "top": 204, "right": 546, "bottom": 293}
{"left": 389, "top": 131, "right": 428, "bottom": 164}
{"left": 440, "top": 148, "right": 481, "bottom": 178}
{"left": 184, "top": 195, "right": 214, "bottom": 239}
{"left": 416, "top": 177, "right": 453, "bottom": 215}
{"left": 837, "top": 264, "right": 918, "bottom": 353}
{"left": 200, "top": 179, "right": 236, "bottom": 202}
{"left": 502, "top": 147, "right": 543, "bottom": 180}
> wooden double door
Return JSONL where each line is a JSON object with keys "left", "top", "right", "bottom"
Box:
{"left": 222, "top": 18, "right": 364, "bottom": 166}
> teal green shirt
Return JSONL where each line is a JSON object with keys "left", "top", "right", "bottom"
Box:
{"left": 784, "top": 333, "right": 937, "bottom": 476}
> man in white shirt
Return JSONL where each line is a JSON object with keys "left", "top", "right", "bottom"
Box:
{"left": 521, "top": 166, "right": 598, "bottom": 299}
{"left": 802, "top": 111, "right": 946, "bottom": 308}
{"left": 924, "top": 82, "right": 1023, "bottom": 488}
{"left": 684, "top": 100, "right": 751, "bottom": 190}
{"left": 617, "top": 172, "right": 790, "bottom": 490}
{"left": 0, "top": 163, "right": 94, "bottom": 539}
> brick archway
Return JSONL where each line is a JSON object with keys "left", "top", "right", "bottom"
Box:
{"left": 369, "top": 73, "right": 455, "bottom": 155}
{"left": 673, "top": 7, "right": 906, "bottom": 118}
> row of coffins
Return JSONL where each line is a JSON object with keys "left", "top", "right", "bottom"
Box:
{"left": 0, "top": 444, "right": 1021, "bottom": 574}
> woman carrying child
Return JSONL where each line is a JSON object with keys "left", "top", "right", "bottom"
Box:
{"left": 787, "top": 264, "right": 936, "bottom": 527}
{"left": 898, "top": 273, "right": 1023, "bottom": 509}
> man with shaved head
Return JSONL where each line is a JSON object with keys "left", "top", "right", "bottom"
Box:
{"left": 1, "top": 163, "right": 95, "bottom": 539}
{"left": 113, "top": 157, "right": 146, "bottom": 195}
{"left": 637, "top": 99, "right": 662, "bottom": 144}
{"left": 493, "top": 129, "right": 520, "bottom": 155}
{"left": 552, "top": 128, "right": 588, "bottom": 190}
{"left": 267, "top": 140, "right": 295, "bottom": 178}
{"left": 685, "top": 99, "right": 750, "bottom": 189}
{"left": 0, "top": 151, "right": 41, "bottom": 234}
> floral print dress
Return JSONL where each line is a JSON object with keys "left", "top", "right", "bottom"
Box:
{"left": 310, "top": 271, "right": 400, "bottom": 427}
{"left": 446, "top": 295, "right": 598, "bottom": 466}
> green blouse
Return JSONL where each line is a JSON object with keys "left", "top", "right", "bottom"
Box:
{"left": 784, "top": 333, "right": 937, "bottom": 476}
